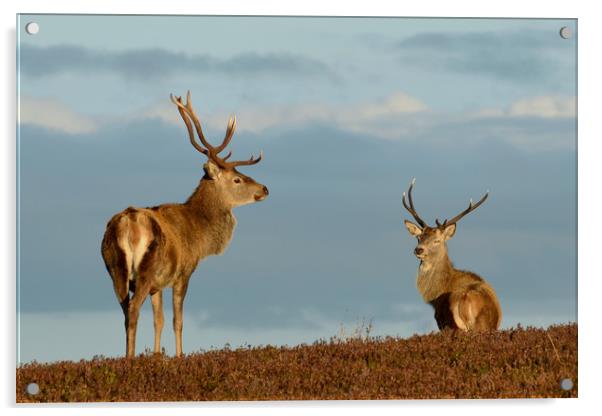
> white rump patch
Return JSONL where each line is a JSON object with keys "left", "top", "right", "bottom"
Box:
{"left": 117, "top": 217, "right": 152, "bottom": 281}
{"left": 451, "top": 301, "right": 469, "bottom": 331}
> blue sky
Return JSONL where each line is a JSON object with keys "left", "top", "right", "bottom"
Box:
{"left": 17, "top": 15, "right": 576, "bottom": 363}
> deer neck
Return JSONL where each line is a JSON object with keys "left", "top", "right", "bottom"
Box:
{"left": 185, "top": 180, "right": 237, "bottom": 256}
{"left": 416, "top": 251, "right": 454, "bottom": 303}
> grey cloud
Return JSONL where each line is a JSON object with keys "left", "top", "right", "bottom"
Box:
{"left": 398, "top": 31, "right": 550, "bottom": 51}
{"left": 19, "top": 116, "right": 575, "bottom": 334}
{"left": 396, "top": 30, "right": 572, "bottom": 83}
{"left": 20, "top": 44, "right": 335, "bottom": 80}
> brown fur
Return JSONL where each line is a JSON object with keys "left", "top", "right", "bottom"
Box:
{"left": 102, "top": 158, "right": 268, "bottom": 358}
{"left": 404, "top": 221, "right": 502, "bottom": 332}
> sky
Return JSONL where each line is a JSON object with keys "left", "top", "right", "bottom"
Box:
{"left": 16, "top": 15, "right": 577, "bottom": 363}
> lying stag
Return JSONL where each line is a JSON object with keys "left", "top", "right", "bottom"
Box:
{"left": 101, "top": 92, "right": 269, "bottom": 357}
{"left": 402, "top": 179, "right": 501, "bottom": 331}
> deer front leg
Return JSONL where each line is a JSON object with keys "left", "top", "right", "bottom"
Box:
{"left": 151, "top": 290, "right": 164, "bottom": 354}
{"left": 172, "top": 280, "right": 189, "bottom": 358}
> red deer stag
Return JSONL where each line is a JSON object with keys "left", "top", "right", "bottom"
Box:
{"left": 402, "top": 179, "right": 501, "bottom": 331}
{"left": 101, "top": 92, "right": 269, "bottom": 358}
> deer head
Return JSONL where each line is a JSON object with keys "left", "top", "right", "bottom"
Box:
{"left": 402, "top": 178, "right": 488, "bottom": 261}
{"left": 171, "top": 91, "right": 269, "bottom": 208}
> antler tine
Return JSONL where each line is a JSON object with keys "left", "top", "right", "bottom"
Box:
{"left": 443, "top": 191, "right": 489, "bottom": 227}
{"left": 226, "top": 150, "right": 263, "bottom": 168}
{"left": 181, "top": 91, "right": 217, "bottom": 154}
{"left": 214, "top": 116, "right": 237, "bottom": 155}
{"left": 170, "top": 93, "right": 208, "bottom": 156}
{"left": 402, "top": 178, "right": 428, "bottom": 228}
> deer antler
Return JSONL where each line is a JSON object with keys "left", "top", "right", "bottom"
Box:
{"left": 402, "top": 178, "right": 428, "bottom": 228}
{"left": 225, "top": 151, "right": 263, "bottom": 167}
{"left": 436, "top": 191, "right": 489, "bottom": 227}
{"left": 170, "top": 93, "right": 209, "bottom": 156}
{"left": 214, "top": 116, "right": 236, "bottom": 154}
{"left": 170, "top": 91, "right": 263, "bottom": 169}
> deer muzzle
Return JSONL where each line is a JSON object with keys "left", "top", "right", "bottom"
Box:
{"left": 254, "top": 185, "right": 269, "bottom": 201}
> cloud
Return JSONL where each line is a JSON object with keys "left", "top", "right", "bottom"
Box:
{"left": 398, "top": 30, "right": 549, "bottom": 52}
{"left": 396, "top": 30, "right": 569, "bottom": 83}
{"left": 19, "top": 90, "right": 575, "bottom": 157}
{"left": 20, "top": 44, "right": 334, "bottom": 80}
{"left": 141, "top": 92, "right": 575, "bottom": 152}
{"left": 17, "top": 91, "right": 429, "bottom": 140}
{"left": 19, "top": 91, "right": 575, "bottom": 155}
{"left": 457, "top": 95, "right": 576, "bottom": 151}
{"left": 19, "top": 96, "right": 98, "bottom": 134}
{"left": 508, "top": 95, "right": 576, "bottom": 119}
{"left": 139, "top": 91, "right": 429, "bottom": 139}
{"left": 470, "top": 95, "right": 576, "bottom": 119}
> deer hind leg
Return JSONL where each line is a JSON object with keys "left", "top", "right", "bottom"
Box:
{"left": 105, "top": 256, "right": 130, "bottom": 334}
{"left": 151, "top": 290, "right": 164, "bottom": 354}
{"left": 110, "top": 268, "right": 131, "bottom": 355}
{"left": 127, "top": 242, "right": 165, "bottom": 358}
{"left": 116, "top": 211, "right": 157, "bottom": 357}
{"left": 450, "top": 289, "right": 486, "bottom": 331}
{"left": 125, "top": 280, "right": 151, "bottom": 358}
{"left": 101, "top": 222, "right": 132, "bottom": 355}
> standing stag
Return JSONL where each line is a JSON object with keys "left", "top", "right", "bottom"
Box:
{"left": 101, "top": 92, "right": 269, "bottom": 358}
{"left": 402, "top": 179, "right": 501, "bottom": 331}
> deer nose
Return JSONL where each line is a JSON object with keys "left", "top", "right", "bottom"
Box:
{"left": 263, "top": 186, "right": 269, "bottom": 195}
{"left": 414, "top": 247, "right": 424, "bottom": 256}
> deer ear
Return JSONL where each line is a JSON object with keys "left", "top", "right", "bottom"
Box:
{"left": 404, "top": 220, "right": 423, "bottom": 237}
{"left": 443, "top": 223, "right": 456, "bottom": 240}
{"left": 203, "top": 160, "right": 222, "bottom": 180}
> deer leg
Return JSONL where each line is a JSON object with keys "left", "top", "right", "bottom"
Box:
{"left": 172, "top": 280, "right": 190, "bottom": 358}
{"left": 151, "top": 290, "right": 164, "bottom": 354}
{"left": 119, "top": 296, "right": 130, "bottom": 355}
{"left": 126, "top": 283, "right": 151, "bottom": 358}
{"left": 106, "top": 250, "right": 132, "bottom": 356}
{"left": 111, "top": 278, "right": 131, "bottom": 355}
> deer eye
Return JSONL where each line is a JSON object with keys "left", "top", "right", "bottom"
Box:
{"left": 233, "top": 177, "right": 242, "bottom": 184}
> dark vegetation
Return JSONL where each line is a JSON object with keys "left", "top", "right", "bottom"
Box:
{"left": 17, "top": 324, "right": 576, "bottom": 402}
